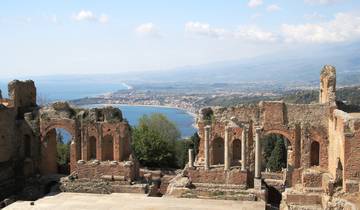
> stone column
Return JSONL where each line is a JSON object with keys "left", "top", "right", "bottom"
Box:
{"left": 188, "top": 149, "right": 194, "bottom": 168}
{"left": 255, "top": 127, "right": 262, "bottom": 179}
{"left": 204, "top": 125, "right": 211, "bottom": 170}
{"left": 97, "top": 124, "right": 103, "bottom": 161}
{"left": 224, "top": 126, "right": 231, "bottom": 171}
{"left": 241, "top": 126, "right": 247, "bottom": 171}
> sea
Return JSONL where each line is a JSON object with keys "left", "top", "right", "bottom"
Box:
{"left": 0, "top": 79, "right": 196, "bottom": 138}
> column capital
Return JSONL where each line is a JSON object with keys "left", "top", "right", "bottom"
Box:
{"left": 241, "top": 125, "right": 248, "bottom": 131}
{"left": 255, "top": 127, "right": 263, "bottom": 133}
{"left": 204, "top": 125, "right": 211, "bottom": 131}
{"left": 225, "top": 126, "right": 232, "bottom": 132}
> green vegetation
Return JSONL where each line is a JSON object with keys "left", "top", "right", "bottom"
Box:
{"left": 266, "top": 138, "right": 287, "bottom": 172}
{"left": 197, "top": 86, "right": 360, "bottom": 107}
{"left": 262, "top": 134, "right": 277, "bottom": 165}
{"left": 176, "top": 132, "right": 200, "bottom": 168}
{"left": 132, "top": 113, "right": 180, "bottom": 168}
{"left": 132, "top": 113, "right": 200, "bottom": 169}
{"left": 262, "top": 134, "right": 287, "bottom": 172}
{"left": 56, "top": 132, "right": 70, "bottom": 166}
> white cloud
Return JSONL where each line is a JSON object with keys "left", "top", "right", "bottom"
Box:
{"left": 73, "top": 10, "right": 109, "bottom": 24}
{"left": 185, "top": 21, "right": 276, "bottom": 42}
{"left": 234, "top": 26, "right": 277, "bottom": 42}
{"left": 282, "top": 12, "right": 360, "bottom": 43}
{"left": 135, "top": 23, "right": 161, "bottom": 38}
{"left": 266, "top": 4, "right": 281, "bottom": 12}
{"left": 248, "top": 0, "right": 263, "bottom": 8}
{"left": 73, "top": 10, "right": 96, "bottom": 21}
{"left": 304, "top": 0, "right": 343, "bottom": 5}
{"left": 185, "top": 21, "right": 226, "bottom": 39}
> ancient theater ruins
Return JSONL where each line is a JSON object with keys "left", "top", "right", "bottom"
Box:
{"left": 0, "top": 80, "right": 142, "bottom": 202}
{"left": 167, "top": 65, "right": 360, "bottom": 209}
{"left": 0, "top": 65, "right": 360, "bottom": 209}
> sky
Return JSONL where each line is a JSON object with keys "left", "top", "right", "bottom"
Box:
{"left": 0, "top": 0, "right": 359, "bottom": 78}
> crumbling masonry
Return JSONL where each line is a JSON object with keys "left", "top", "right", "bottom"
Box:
{"left": 1, "top": 65, "right": 360, "bottom": 209}
{"left": 169, "top": 65, "right": 360, "bottom": 209}
{"left": 0, "top": 80, "right": 138, "bottom": 201}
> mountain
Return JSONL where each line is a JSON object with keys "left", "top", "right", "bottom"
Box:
{"left": 125, "top": 42, "right": 360, "bottom": 86}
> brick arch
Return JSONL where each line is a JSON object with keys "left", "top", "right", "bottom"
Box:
{"left": 40, "top": 118, "right": 76, "bottom": 142}
{"left": 40, "top": 118, "right": 79, "bottom": 175}
{"left": 262, "top": 129, "right": 295, "bottom": 171}
{"left": 210, "top": 136, "right": 224, "bottom": 165}
{"left": 308, "top": 129, "right": 328, "bottom": 168}
{"left": 263, "top": 129, "right": 294, "bottom": 146}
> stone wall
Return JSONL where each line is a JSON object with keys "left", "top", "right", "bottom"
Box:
{"left": 0, "top": 80, "right": 38, "bottom": 201}
{"left": 0, "top": 80, "right": 139, "bottom": 201}
{"left": 194, "top": 65, "right": 360, "bottom": 197}
{"left": 319, "top": 65, "right": 336, "bottom": 104}
{"left": 187, "top": 167, "right": 249, "bottom": 186}
{"left": 75, "top": 161, "right": 137, "bottom": 181}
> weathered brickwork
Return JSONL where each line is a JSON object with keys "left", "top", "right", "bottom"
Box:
{"left": 75, "top": 161, "right": 137, "bottom": 181}
{"left": 187, "top": 167, "right": 249, "bottom": 186}
{"left": 0, "top": 80, "right": 139, "bottom": 201}
{"left": 192, "top": 65, "right": 360, "bottom": 203}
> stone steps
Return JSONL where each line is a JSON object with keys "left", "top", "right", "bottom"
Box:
{"left": 261, "top": 172, "right": 284, "bottom": 180}
{"left": 285, "top": 204, "right": 323, "bottom": 210}
{"left": 60, "top": 178, "right": 148, "bottom": 194}
{"left": 112, "top": 184, "right": 148, "bottom": 194}
{"left": 264, "top": 178, "right": 285, "bottom": 192}
{"left": 192, "top": 182, "right": 247, "bottom": 190}
{"left": 282, "top": 191, "right": 322, "bottom": 206}
{"left": 181, "top": 183, "right": 257, "bottom": 201}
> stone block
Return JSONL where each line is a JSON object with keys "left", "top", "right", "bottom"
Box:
{"left": 344, "top": 180, "right": 360, "bottom": 193}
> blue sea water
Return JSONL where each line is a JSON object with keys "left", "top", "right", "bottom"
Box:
{"left": 82, "top": 104, "right": 196, "bottom": 138}
{"left": 1, "top": 79, "right": 196, "bottom": 138}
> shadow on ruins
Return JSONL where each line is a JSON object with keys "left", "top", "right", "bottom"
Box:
{"left": 0, "top": 65, "right": 360, "bottom": 209}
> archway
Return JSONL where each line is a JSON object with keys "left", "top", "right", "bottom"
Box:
{"left": 212, "top": 137, "right": 224, "bottom": 165}
{"left": 262, "top": 133, "right": 290, "bottom": 172}
{"left": 88, "top": 136, "right": 97, "bottom": 160}
{"left": 232, "top": 139, "right": 241, "bottom": 164}
{"left": 102, "top": 135, "right": 114, "bottom": 161}
{"left": 335, "top": 158, "right": 343, "bottom": 187}
{"left": 310, "top": 141, "right": 320, "bottom": 166}
{"left": 41, "top": 128, "right": 72, "bottom": 175}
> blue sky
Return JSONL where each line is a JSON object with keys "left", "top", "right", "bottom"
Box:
{"left": 0, "top": 0, "right": 359, "bottom": 77}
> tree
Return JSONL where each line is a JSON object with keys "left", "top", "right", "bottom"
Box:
{"left": 175, "top": 132, "right": 202, "bottom": 168}
{"left": 266, "top": 137, "right": 287, "bottom": 172}
{"left": 190, "top": 132, "right": 200, "bottom": 155}
{"left": 262, "top": 134, "right": 277, "bottom": 164}
{"left": 56, "top": 132, "right": 70, "bottom": 166}
{"left": 132, "top": 113, "right": 181, "bottom": 168}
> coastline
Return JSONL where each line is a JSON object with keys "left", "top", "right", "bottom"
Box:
{"left": 79, "top": 103, "right": 198, "bottom": 129}
{"left": 81, "top": 103, "right": 197, "bottom": 117}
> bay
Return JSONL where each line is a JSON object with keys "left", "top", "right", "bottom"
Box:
{"left": 82, "top": 104, "right": 196, "bottom": 138}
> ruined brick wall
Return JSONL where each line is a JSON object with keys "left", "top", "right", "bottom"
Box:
{"left": 319, "top": 65, "right": 336, "bottom": 104}
{"left": 0, "top": 107, "right": 17, "bottom": 199}
{"left": 0, "top": 81, "right": 137, "bottom": 197}
{"left": 196, "top": 101, "right": 330, "bottom": 170}
{"left": 0, "top": 80, "right": 39, "bottom": 200}
{"left": 187, "top": 167, "right": 249, "bottom": 186}
{"left": 38, "top": 102, "right": 136, "bottom": 180}
{"left": 0, "top": 108, "right": 16, "bottom": 163}
{"left": 343, "top": 115, "right": 360, "bottom": 182}
{"left": 328, "top": 110, "right": 347, "bottom": 181}
{"left": 75, "top": 161, "right": 136, "bottom": 181}
{"left": 8, "top": 80, "right": 36, "bottom": 116}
